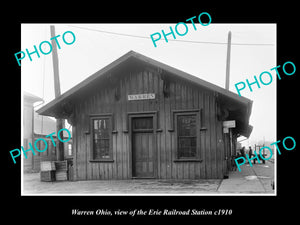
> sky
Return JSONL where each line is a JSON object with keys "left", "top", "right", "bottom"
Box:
{"left": 21, "top": 23, "right": 276, "bottom": 147}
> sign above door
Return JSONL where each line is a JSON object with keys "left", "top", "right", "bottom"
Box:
{"left": 128, "top": 93, "right": 155, "bottom": 101}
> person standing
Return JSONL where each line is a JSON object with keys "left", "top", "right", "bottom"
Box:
{"left": 240, "top": 147, "right": 246, "bottom": 158}
{"left": 248, "top": 146, "right": 253, "bottom": 164}
{"left": 249, "top": 146, "right": 253, "bottom": 158}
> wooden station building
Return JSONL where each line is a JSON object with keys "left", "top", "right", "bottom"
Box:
{"left": 37, "top": 51, "right": 253, "bottom": 180}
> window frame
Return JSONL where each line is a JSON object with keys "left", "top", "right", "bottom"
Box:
{"left": 89, "top": 114, "right": 114, "bottom": 162}
{"left": 173, "top": 110, "right": 202, "bottom": 162}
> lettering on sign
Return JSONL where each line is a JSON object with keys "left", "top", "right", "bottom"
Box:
{"left": 128, "top": 93, "right": 155, "bottom": 101}
{"left": 223, "top": 120, "right": 236, "bottom": 128}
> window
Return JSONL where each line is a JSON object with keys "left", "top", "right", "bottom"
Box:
{"left": 177, "top": 115, "right": 197, "bottom": 158}
{"left": 68, "top": 143, "right": 72, "bottom": 156}
{"left": 170, "top": 110, "right": 201, "bottom": 162}
{"left": 132, "top": 117, "right": 153, "bottom": 131}
{"left": 91, "top": 116, "right": 113, "bottom": 161}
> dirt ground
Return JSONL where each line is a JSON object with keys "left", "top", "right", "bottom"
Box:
{"left": 22, "top": 173, "right": 222, "bottom": 195}
{"left": 22, "top": 161, "right": 274, "bottom": 195}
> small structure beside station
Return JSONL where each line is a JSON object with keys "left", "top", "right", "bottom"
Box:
{"left": 23, "top": 91, "right": 73, "bottom": 180}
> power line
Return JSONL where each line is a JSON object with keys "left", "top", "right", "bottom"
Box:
{"left": 68, "top": 25, "right": 275, "bottom": 46}
{"left": 69, "top": 25, "right": 150, "bottom": 40}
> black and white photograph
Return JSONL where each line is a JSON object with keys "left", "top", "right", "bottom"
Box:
{"left": 4, "top": 5, "right": 298, "bottom": 223}
{"left": 21, "top": 23, "right": 276, "bottom": 195}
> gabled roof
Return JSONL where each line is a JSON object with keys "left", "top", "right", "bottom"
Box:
{"left": 37, "top": 50, "right": 253, "bottom": 137}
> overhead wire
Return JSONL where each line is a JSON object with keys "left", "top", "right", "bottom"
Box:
{"left": 68, "top": 25, "right": 275, "bottom": 46}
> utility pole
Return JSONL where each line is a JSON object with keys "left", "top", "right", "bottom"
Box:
{"left": 225, "top": 31, "right": 232, "bottom": 90}
{"left": 50, "top": 25, "right": 64, "bottom": 161}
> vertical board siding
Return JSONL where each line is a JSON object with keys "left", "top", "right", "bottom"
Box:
{"left": 74, "top": 67, "right": 226, "bottom": 180}
{"left": 169, "top": 81, "right": 176, "bottom": 179}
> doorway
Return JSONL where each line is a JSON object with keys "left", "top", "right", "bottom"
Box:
{"left": 131, "top": 116, "right": 155, "bottom": 178}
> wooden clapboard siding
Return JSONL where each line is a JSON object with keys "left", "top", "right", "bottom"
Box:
{"left": 72, "top": 65, "right": 227, "bottom": 180}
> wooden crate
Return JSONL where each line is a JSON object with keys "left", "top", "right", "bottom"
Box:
{"left": 54, "top": 160, "right": 68, "bottom": 181}
{"left": 40, "top": 171, "right": 55, "bottom": 182}
{"left": 55, "top": 171, "right": 68, "bottom": 181}
{"left": 54, "top": 160, "right": 68, "bottom": 171}
{"left": 40, "top": 161, "right": 56, "bottom": 171}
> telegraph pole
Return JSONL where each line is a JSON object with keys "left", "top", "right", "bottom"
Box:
{"left": 225, "top": 31, "right": 232, "bottom": 90}
{"left": 50, "top": 25, "right": 64, "bottom": 161}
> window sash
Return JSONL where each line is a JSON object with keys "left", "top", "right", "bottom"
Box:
{"left": 132, "top": 117, "right": 153, "bottom": 130}
{"left": 91, "top": 116, "right": 112, "bottom": 161}
{"left": 176, "top": 113, "right": 199, "bottom": 159}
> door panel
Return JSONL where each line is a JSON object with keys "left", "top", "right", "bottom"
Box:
{"left": 132, "top": 117, "right": 155, "bottom": 178}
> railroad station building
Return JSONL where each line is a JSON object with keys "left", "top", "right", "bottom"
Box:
{"left": 37, "top": 51, "right": 253, "bottom": 180}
